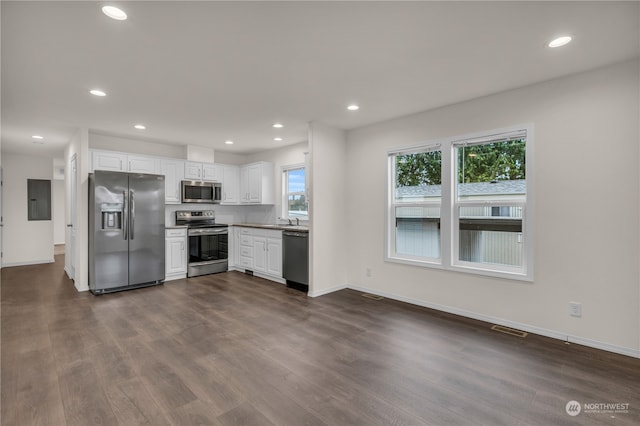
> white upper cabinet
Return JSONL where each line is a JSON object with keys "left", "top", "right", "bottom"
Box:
{"left": 222, "top": 165, "right": 239, "bottom": 204}
{"left": 161, "top": 159, "right": 185, "bottom": 204}
{"left": 91, "top": 151, "right": 158, "bottom": 174}
{"left": 185, "top": 161, "right": 223, "bottom": 182}
{"left": 91, "top": 151, "right": 127, "bottom": 172}
{"left": 203, "top": 163, "right": 223, "bottom": 182}
{"left": 184, "top": 161, "right": 203, "bottom": 180}
{"left": 90, "top": 150, "right": 275, "bottom": 206}
{"left": 240, "top": 161, "right": 274, "bottom": 204}
{"left": 127, "top": 155, "right": 159, "bottom": 174}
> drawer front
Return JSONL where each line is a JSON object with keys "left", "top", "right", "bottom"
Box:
{"left": 238, "top": 228, "right": 252, "bottom": 236}
{"left": 166, "top": 229, "right": 187, "bottom": 237}
{"left": 239, "top": 256, "right": 253, "bottom": 268}
{"left": 240, "top": 246, "right": 253, "bottom": 257}
{"left": 253, "top": 229, "right": 282, "bottom": 239}
{"left": 239, "top": 235, "right": 252, "bottom": 246}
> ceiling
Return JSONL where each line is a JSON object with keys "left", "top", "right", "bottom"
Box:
{"left": 2, "top": 1, "right": 639, "bottom": 158}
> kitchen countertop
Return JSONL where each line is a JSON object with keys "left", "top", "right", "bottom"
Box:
{"left": 165, "top": 225, "right": 188, "bottom": 229}
{"left": 232, "top": 223, "right": 309, "bottom": 232}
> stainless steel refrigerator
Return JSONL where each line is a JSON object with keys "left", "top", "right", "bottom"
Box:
{"left": 89, "top": 171, "right": 165, "bottom": 294}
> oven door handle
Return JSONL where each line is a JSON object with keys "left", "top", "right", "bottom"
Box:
{"left": 188, "top": 228, "right": 228, "bottom": 236}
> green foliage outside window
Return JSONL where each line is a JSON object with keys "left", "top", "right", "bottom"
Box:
{"left": 395, "top": 151, "right": 441, "bottom": 187}
{"left": 458, "top": 140, "right": 525, "bottom": 183}
{"left": 395, "top": 139, "right": 525, "bottom": 187}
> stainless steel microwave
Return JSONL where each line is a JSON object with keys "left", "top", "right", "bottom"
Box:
{"left": 181, "top": 180, "right": 222, "bottom": 204}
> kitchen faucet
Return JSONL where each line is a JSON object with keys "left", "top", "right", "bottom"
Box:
{"left": 295, "top": 218, "right": 300, "bottom": 226}
{"left": 288, "top": 218, "right": 292, "bottom": 225}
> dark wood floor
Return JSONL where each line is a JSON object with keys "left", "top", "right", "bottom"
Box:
{"left": 2, "top": 256, "right": 639, "bottom": 426}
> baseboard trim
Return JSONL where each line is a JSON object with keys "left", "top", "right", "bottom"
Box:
{"left": 2, "top": 258, "right": 54, "bottom": 268}
{"left": 253, "top": 271, "right": 286, "bottom": 285}
{"left": 308, "top": 284, "right": 348, "bottom": 298}
{"left": 74, "top": 282, "right": 89, "bottom": 292}
{"left": 64, "top": 266, "right": 73, "bottom": 279}
{"left": 326, "top": 284, "right": 640, "bottom": 359}
{"left": 165, "top": 274, "right": 187, "bottom": 282}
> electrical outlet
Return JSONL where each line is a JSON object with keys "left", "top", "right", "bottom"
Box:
{"left": 569, "top": 302, "right": 582, "bottom": 317}
{"left": 365, "top": 267, "right": 372, "bottom": 277}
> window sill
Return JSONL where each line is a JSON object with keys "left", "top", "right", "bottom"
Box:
{"left": 385, "top": 256, "right": 533, "bottom": 282}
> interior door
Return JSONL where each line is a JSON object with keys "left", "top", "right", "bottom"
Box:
{"left": 0, "top": 167, "right": 3, "bottom": 267}
{"left": 67, "top": 155, "right": 77, "bottom": 279}
{"left": 128, "top": 173, "right": 165, "bottom": 285}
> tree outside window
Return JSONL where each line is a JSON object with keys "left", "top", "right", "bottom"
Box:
{"left": 388, "top": 127, "right": 533, "bottom": 280}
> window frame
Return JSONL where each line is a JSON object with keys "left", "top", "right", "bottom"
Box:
{"left": 282, "top": 163, "right": 308, "bottom": 221}
{"left": 386, "top": 124, "right": 534, "bottom": 282}
{"left": 387, "top": 144, "right": 443, "bottom": 265}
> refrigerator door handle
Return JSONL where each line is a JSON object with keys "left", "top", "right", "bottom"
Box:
{"left": 123, "top": 190, "right": 128, "bottom": 240}
{"left": 130, "top": 190, "right": 135, "bottom": 240}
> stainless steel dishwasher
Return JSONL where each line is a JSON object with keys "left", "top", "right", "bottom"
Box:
{"left": 283, "top": 230, "right": 309, "bottom": 291}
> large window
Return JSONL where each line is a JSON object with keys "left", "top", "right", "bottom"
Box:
{"left": 390, "top": 147, "right": 442, "bottom": 262}
{"left": 387, "top": 126, "right": 533, "bottom": 280}
{"left": 283, "top": 165, "right": 308, "bottom": 220}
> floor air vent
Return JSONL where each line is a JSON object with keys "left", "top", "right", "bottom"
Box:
{"left": 362, "top": 293, "right": 384, "bottom": 301}
{"left": 491, "top": 325, "right": 528, "bottom": 338}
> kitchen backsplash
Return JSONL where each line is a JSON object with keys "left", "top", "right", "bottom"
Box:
{"left": 165, "top": 204, "right": 276, "bottom": 226}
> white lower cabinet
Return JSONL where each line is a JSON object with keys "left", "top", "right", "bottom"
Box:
{"left": 231, "top": 226, "right": 283, "bottom": 283}
{"left": 253, "top": 237, "right": 268, "bottom": 272}
{"left": 238, "top": 228, "right": 254, "bottom": 269}
{"left": 266, "top": 237, "right": 283, "bottom": 277}
{"left": 165, "top": 228, "right": 187, "bottom": 281}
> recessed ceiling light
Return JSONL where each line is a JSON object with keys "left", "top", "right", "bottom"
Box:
{"left": 272, "top": 123, "right": 284, "bottom": 128}
{"left": 347, "top": 104, "right": 360, "bottom": 111}
{"left": 274, "top": 137, "right": 283, "bottom": 142}
{"left": 225, "top": 140, "right": 234, "bottom": 145}
{"left": 548, "top": 36, "right": 572, "bottom": 48}
{"left": 90, "top": 89, "right": 107, "bottom": 97}
{"left": 32, "top": 135, "right": 44, "bottom": 140}
{"left": 102, "top": 6, "right": 127, "bottom": 21}
{"left": 134, "top": 124, "right": 146, "bottom": 130}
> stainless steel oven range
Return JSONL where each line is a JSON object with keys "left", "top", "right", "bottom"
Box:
{"left": 175, "top": 210, "right": 228, "bottom": 277}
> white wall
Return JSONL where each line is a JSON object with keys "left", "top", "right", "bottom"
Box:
{"left": 2, "top": 153, "right": 54, "bottom": 266}
{"left": 345, "top": 60, "right": 640, "bottom": 356}
{"left": 89, "top": 132, "right": 185, "bottom": 159}
{"left": 308, "top": 122, "right": 348, "bottom": 297}
{"left": 214, "top": 151, "right": 248, "bottom": 165}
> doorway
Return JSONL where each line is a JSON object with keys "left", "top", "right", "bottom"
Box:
{"left": 65, "top": 154, "right": 77, "bottom": 279}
